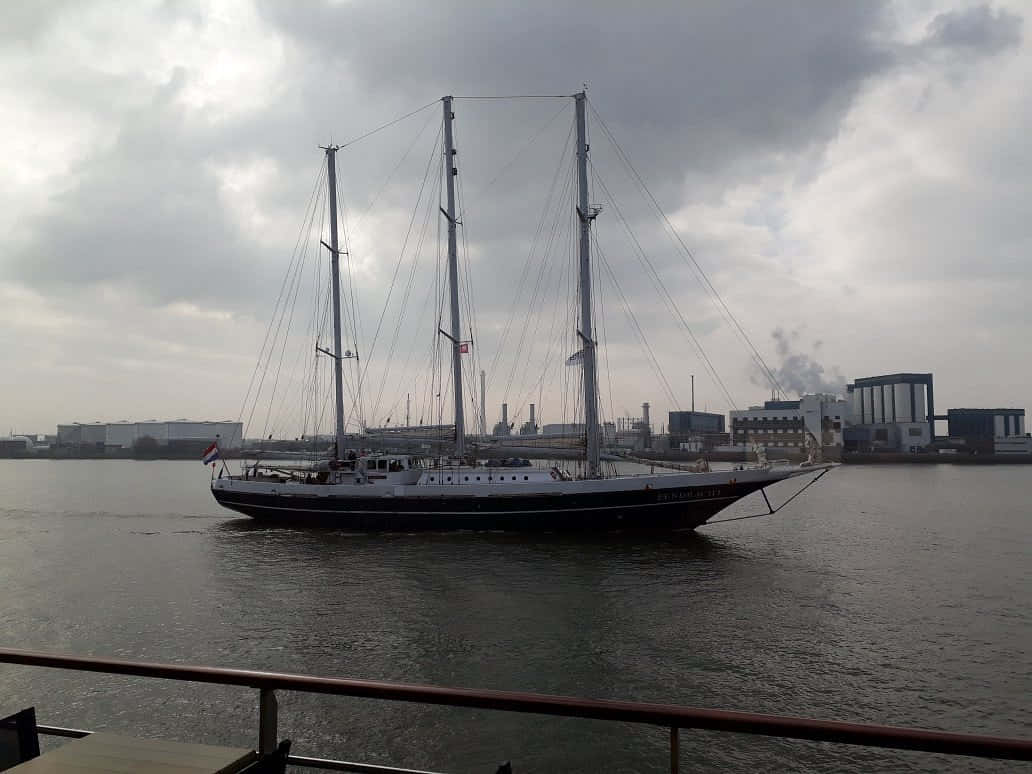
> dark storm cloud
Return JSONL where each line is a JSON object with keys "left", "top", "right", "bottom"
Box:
{"left": 259, "top": 0, "right": 897, "bottom": 187}
{"left": 924, "top": 4, "right": 1022, "bottom": 53}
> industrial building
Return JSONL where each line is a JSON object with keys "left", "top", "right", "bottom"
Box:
{"left": 491, "top": 404, "right": 511, "bottom": 437}
{"left": 730, "top": 395, "right": 849, "bottom": 451}
{"left": 519, "top": 404, "right": 539, "bottom": 436}
{"left": 57, "top": 420, "right": 243, "bottom": 453}
{"left": 669, "top": 411, "right": 725, "bottom": 434}
{"left": 947, "top": 408, "right": 1027, "bottom": 454}
{"left": 845, "top": 373, "right": 934, "bottom": 452}
{"left": 668, "top": 410, "right": 727, "bottom": 451}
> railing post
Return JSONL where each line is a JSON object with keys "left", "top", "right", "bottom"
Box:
{"left": 670, "top": 726, "right": 679, "bottom": 774}
{"left": 259, "top": 687, "right": 278, "bottom": 755}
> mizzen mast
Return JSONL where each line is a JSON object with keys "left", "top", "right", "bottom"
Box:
{"left": 575, "top": 91, "right": 601, "bottom": 477}
{"left": 442, "top": 96, "right": 466, "bottom": 457}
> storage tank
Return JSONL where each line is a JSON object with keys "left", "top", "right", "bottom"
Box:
{"left": 893, "top": 384, "right": 910, "bottom": 423}
{"left": 912, "top": 387, "right": 926, "bottom": 425}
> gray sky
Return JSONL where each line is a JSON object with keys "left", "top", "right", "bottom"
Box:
{"left": 2, "top": 0, "right": 1029, "bottom": 437}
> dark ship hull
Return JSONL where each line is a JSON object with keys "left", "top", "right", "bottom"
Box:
{"left": 211, "top": 477, "right": 776, "bottom": 531}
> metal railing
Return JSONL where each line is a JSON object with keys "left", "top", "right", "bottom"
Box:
{"left": 2, "top": 647, "right": 1030, "bottom": 772}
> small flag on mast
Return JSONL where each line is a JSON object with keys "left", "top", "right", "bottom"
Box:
{"left": 201, "top": 442, "right": 220, "bottom": 465}
{"left": 458, "top": 342, "right": 470, "bottom": 354}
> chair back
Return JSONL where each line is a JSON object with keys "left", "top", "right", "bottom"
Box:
{"left": 0, "top": 708, "right": 40, "bottom": 771}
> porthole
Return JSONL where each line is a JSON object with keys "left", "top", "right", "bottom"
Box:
{"left": 476, "top": 476, "right": 480, "bottom": 481}
{"left": 512, "top": 476, "right": 516, "bottom": 480}
{"left": 488, "top": 476, "right": 492, "bottom": 481}
{"left": 464, "top": 476, "right": 469, "bottom": 481}
{"left": 523, "top": 475, "right": 529, "bottom": 480}
{"left": 447, "top": 476, "right": 452, "bottom": 482}
{"left": 430, "top": 476, "right": 435, "bottom": 481}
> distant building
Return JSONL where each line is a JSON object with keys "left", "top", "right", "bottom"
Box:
{"left": 668, "top": 411, "right": 725, "bottom": 435}
{"left": 519, "top": 404, "right": 539, "bottom": 436}
{"left": 668, "top": 410, "right": 726, "bottom": 451}
{"left": 948, "top": 408, "right": 1026, "bottom": 454}
{"left": 731, "top": 395, "right": 849, "bottom": 451}
{"left": 57, "top": 420, "right": 243, "bottom": 452}
{"left": 846, "top": 373, "right": 934, "bottom": 452}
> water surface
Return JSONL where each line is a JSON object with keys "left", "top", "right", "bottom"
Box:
{"left": 0, "top": 460, "right": 1028, "bottom": 772}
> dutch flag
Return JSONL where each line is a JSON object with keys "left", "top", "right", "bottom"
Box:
{"left": 201, "top": 441, "right": 220, "bottom": 465}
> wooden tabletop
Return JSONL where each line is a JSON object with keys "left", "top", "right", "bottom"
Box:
{"left": 9, "top": 732, "right": 258, "bottom": 773}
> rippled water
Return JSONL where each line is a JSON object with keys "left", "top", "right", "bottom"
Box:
{"left": 0, "top": 460, "right": 1028, "bottom": 772}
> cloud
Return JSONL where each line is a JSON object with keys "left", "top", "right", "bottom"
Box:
{"left": 1, "top": 0, "right": 1030, "bottom": 434}
{"left": 924, "top": 4, "right": 1022, "bottom": 53}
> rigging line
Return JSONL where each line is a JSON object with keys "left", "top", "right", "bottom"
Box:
{"left": 352, "top": 125, "right": 443, "bottom": 424}
{"left": 500, "top": 159, "right": 573, "bottom": 413}
{"left": 586, "top": 98, "right": 784, "bottom": 399}
{"left": 482, "top": 101, "right": 571, "bottom": 190}
{"left": 451, "top": 121, "right": 481, "bottom": 426}
{"left": 239, "top": 159, "right": 325, "bottom": 431}
{"left": 246, "top": 166, "right": 324, "bottom": 443}
{"left": 452, "top": 94, "right": 571, "bottom": 100}
{"left": 485, "top": 117, "right": 576, "bottom": 389}
{"left": 589, "top": 160, "right": 735, "bottom": 409}
{"left": 334, "top": 171, "right": 365, "bottom": 423}
{"left": 350, "top": 108, "right": 439, "bottom": 229}
{"left": 273, "top": 192, "right": 337, "bottom": 439}
{"left": 597, "top": 252, "right": 618, "bottom": 435}
{"left": 369, "top": 152, "right": 441, "bottom": 424}
{"left": 507, "top": 175, "right": 574, "bottom": 424}
{"left": 594, "top": 240, "right": 681, "bottom": 412}
{"left": 498, "top": 129, "right": 576, "bottom": 408}
{"left": 260, "top": 202, "right": 314, "bottom": 440}
{"left": 337, "top": 99, "right": 440, "bottom": 149}
{"left": 381, "top": 207, "right": 445, "bottom": 430}
{"left": 588, "top": 154, "right": 619, "bottom": 428}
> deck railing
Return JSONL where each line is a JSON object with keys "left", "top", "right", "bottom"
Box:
{"left": 2, "top": 647, "right": 1030, "bottom": 772}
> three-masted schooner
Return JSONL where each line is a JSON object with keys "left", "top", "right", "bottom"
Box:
{"left": 211, "top": 93, "right": 831, "bottom": 530}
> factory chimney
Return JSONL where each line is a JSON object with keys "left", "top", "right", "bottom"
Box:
{"left": 480, "top": 370, "right": 487, "bottom": 438}
{"left": 640, "top": 402, "right": 652, "bottom": 450}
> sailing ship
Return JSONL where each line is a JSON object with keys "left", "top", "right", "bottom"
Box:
{"left": 211, "top": 93, "right": 831, "bottom": 530}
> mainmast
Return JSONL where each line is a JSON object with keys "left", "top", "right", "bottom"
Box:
{"left": 575, "top": 92, "right": 601, "bottom": 477}
{"left": 323, "top": 145, "right": 347, "bottom": 457}
{"left": 442, "top": 96, "right": 466, "bottom": 457}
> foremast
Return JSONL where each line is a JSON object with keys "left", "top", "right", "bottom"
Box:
{"left": 323, "top": 145, "right": 347, "bottom": 458}
{"left": 575, "top": 92, "right": 601, "bottom": 477}
{"left": 442, "top": 96, "right": 466, "bottom": 457}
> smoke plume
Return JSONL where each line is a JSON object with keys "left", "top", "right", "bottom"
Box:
{"left": 754, "top": 328, "right": 846, "bottom": 397}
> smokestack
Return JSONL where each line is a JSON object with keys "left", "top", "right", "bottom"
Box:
{"left": 529, "top": 403, "right": 536, "bottom": 426}
{"left": 640, "top": 402, "right": 652, "bottom": 450}
{"left": 502, "top": 403, "right": 508, "bottom": 428}
{"left": 480, "top": 370, "right": 487, "bottom": 437}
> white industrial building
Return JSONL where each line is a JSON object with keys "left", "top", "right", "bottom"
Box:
{"left": 730, "top": 394, "right": 850, "bottom": 451}
{"left": 57, "top": 420, "right": 243, "bottom": 449}
{"left": 846, "top": 373, "right": 935, "bottom": 452}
